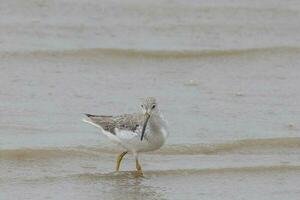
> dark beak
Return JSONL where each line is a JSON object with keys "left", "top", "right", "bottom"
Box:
{"left": 141, "top": 113, "right": 150, "bottom": 141}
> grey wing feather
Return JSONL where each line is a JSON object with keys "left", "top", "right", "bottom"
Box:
{"left": 85, "top": 113, "right": 144, "bottom": 135}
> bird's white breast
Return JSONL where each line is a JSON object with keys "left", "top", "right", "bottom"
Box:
{"left": 143, "top": 114, "right": 168, "bottom": 150}
{"left": 115, "top": 112, "right": 168, "bottom": 153}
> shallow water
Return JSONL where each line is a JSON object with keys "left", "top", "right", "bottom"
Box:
{"left": 1, "top": 0, "right": 300, "bottom": 199}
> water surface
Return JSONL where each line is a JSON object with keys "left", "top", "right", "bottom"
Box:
{"left": 1, "top": 0, "right": 300, "bottom": 199}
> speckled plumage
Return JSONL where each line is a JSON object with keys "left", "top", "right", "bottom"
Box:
{"left": 85, "top": 113, "right": 146, "bottom": 135}
{"left": 82, "top": 97, "right": 169, "bottom": 176}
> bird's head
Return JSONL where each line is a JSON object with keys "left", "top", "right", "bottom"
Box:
{"left": 140, "top": 97, "right": 158, "bottom": 115}
{"left": 140, "top": 97, "right": 158, "bottom": 141}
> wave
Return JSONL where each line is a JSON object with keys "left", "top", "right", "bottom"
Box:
{"left": 157, "top": 137, "right": 300, "bottom": 155}
{"left": 3, "top": 165, "right": 300, "bottom": 183}
{"left": 1, "top": 46, "right": 300, "bottom": 59}
{"left": 0, "top": 148, "right": 101, "bottom": 160}
{"left": 72, "top": 165, "right": 300, "bottom": 179}
{"left": 1, "top": 137, "right": 300, "bottom": 160}
{"left": 84, "top": 137, "right": 300, "bottom": 155}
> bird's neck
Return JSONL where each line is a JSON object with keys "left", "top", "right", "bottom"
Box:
{"left": 148, "top": 112, "right": 168, "bottom": 141}
{"left": 149, "top": 112, "right": 167, "bottom": 129}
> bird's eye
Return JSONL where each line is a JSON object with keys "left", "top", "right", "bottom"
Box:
{"left": 141, "top": 105, "right": 144, "bottom": 108}
{"left": 151, "top": 104, "right": 156, "bottom": 109}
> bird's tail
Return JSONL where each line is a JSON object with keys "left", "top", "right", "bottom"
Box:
{"left": 81, "top": 114, "right": 102, "bottom": 129}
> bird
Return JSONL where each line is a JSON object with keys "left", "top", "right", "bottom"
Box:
{"left": 82, "top": 97, "right": 169, "bottom": 177}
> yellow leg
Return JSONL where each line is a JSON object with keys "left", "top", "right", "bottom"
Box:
{"left": 135, "top": 158, "right": 143, "bottom": 177}
{"left": 115, "top": 151, "right": 128, "bottom": 171}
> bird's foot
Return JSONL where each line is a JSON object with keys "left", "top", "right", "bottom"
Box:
{"left": 135, "top": 170, "right": 144, "bottom": 178}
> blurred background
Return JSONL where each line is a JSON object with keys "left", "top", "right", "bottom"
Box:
{"left": 1, "top": 0, "right": 300, "bottom": 199}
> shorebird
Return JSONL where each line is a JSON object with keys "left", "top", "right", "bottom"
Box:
{"left": 82, "top": 97, "right": 168, "bottom": 176}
